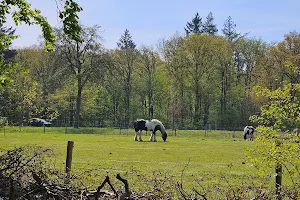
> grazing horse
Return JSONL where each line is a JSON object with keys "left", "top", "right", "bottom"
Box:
{"left": 133, "top": 119, "right": 168, "bottom": 142}
{"left": 243, "top": 126, "right": 255, "bottom": 141}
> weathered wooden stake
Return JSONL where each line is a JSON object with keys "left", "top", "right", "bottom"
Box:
{"left": 66, "top": 141, "right": 74, "bottom": 174}
{"left": 275, "top": 164, "right": 282, "bottom": 200}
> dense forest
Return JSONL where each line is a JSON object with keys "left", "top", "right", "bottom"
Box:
{"left": 1, "top": 12, "right": 299, "bottom": 130}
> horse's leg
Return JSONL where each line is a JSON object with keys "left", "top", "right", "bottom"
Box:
{"left": 149, "top": 132, "right": 154, "bottom": 142}
{"left": 134, "top": 131, "right": 138, "bottom": 141}
{"left": 153, "top": 132, "right": 157, "bottom": 142}
{"left": 150, "top": 130, "right": 157, "bottom": 142}
{"left": 139, "top": 130, "right": 143, "bottom": 141}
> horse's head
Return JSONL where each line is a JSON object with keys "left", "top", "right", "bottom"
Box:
{"left": 162, "top": 132, "right": 168, "bottom": 142}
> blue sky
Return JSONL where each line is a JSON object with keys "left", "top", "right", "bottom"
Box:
{"left": 8, "top": 0, "right": 300, "bottom": 49}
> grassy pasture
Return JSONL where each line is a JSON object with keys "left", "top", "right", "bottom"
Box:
{"left": 0, "top": 126, "right": 263, "bottom": 192}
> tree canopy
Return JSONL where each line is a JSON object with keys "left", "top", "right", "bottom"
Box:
{"left": 0, "top": 0, "right": 82, "bottom": 86}
{"left": 0, "top": 6, "right": 299, "bottom": 133}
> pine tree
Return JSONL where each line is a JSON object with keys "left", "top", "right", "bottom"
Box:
{"left": 117, "top": 29, "right": 136, "bottom": 49}
{"left": 203, "top": 12, "right": 218, "bottom": 35}
{"left": 221, "top": 16, "right": 240, "bottom": 42}
{"left": 184, "top": 12, "right": 203, "bottom": 35}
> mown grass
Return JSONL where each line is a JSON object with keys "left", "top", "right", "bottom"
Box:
{"left": 0, "top": 126, "right": 261, "bottom": 190}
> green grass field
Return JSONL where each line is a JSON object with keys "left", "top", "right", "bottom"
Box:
{"left": 0, "top": 126, "right": 264, "bottom": 194}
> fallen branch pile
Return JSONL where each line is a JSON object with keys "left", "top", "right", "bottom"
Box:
{"left": 0, "top": 146, "right": 173, "bottom": 199}
{"left": 1, "top": 146, "right": 299, "bottom": 199}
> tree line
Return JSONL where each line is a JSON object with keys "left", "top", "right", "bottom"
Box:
{"left": 1, "top": 11, "right": 300, "bottom": 130}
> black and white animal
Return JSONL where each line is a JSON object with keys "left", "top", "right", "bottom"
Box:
{"left": 243, "top": 126, "right": 255, "bottom": 141}
{"left": 133, "top": 119, "right": 167, "bottom": 142}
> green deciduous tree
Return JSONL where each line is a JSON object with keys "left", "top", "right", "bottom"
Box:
{"left": 135, "top": 45, "right": 158, "bottom": 119}
{"left": 0, "top": 0, "right": 82, "bottom": 87}
{"left": 116, "top": 29, "right": 137, "bottom": 127}
{"left": 182, "top": 34, "right": 231, "bottom": 128}
{"left": 0, "top": 25, "right": 17, "bottom": 86}
{"left": 269, "top": 31, "right": 300, "bottom": 86}
{"left": 5, "top": 47, "right": 56, "bottom": 122}
{"left": 101, "top": 50, "right": 122, "bottom": 126}
{"left": 248, "top": 35, "right": 300, "bottom": 196}
{"left": 159, "top": 33, "right": 189, "bottom": 128}
{"left": 17, "top": 47, "right": 59, "bottom": 120}
{"left": 0, "top": 0, "right": 82, "bottom": 51}
{"left": 55, "top": 25, "right": 107, "bottom": 128}
{"left": 231, "top": 38, "right": 268, "bottom": 126}
{"left": 248, "top": 83, "right": 300, "bottom": 198}
{"left": 219, "top": 16, "right": 255, "bottom": 129}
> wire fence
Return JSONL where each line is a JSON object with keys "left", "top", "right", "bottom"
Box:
{"left": 6, "top": 118, "right": 243, "bottom": 130}
{"left": 3, "top": 118, "right": 130, "bottom": 129}
{"left": 0, "top": 122, "right": 245, "bottom": 140}
{"left": 0, "top": 116, "right": 247, "bottom": 138}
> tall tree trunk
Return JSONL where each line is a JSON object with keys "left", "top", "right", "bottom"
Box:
{"left": 148, "top": 79, "right": 153, "bottom": 119}
{"left": 42, "top": 90, "right": 49, "bottom": 119}
{"left": 234, "top": 50, "right": 242, "bottom": 84}
{"left": 74, "top": 84, "right": 82, "bottom": 128}
{"left": 113, "top": 94, "right": 119, "bottom": 127}
{"left": 69, "top": 96, "right": 74, "bottom": 126}
{"left": 220, "top": 66, "right": 227, "bottom": 128}
{"left": 180, "top": 80, "right": 184, "bottom": 128}
{"left": 193, "top": 61, "right": 202, "bottom": 129}
{"left": 125, "top": 70, "right": 132, "bottom": 128}
{"left": 125, "top": 90, "right": 130, "bottom": 128}
{"left": 203, "top": 101, "right": 210, "bottom": 128}
{"left": 74, "top": 42, "right": 82, "bottom": 128}
{"left": 194, "top": 80, "right": 201, "bottom": 128}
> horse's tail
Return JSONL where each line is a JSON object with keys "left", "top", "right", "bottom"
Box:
{"left": 243, "top": 132, "right": 247, "bottom": 140}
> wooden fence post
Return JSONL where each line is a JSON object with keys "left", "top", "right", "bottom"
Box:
{"left": 66, "top": 141, "right": 74, "bottom": 174}
{"left": 275, "top": 164, "right": 282, "bottom": 200}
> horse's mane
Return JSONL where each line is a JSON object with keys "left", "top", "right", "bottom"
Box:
{"left": 150, "top": 119, "right": 166, "bottom": 131}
